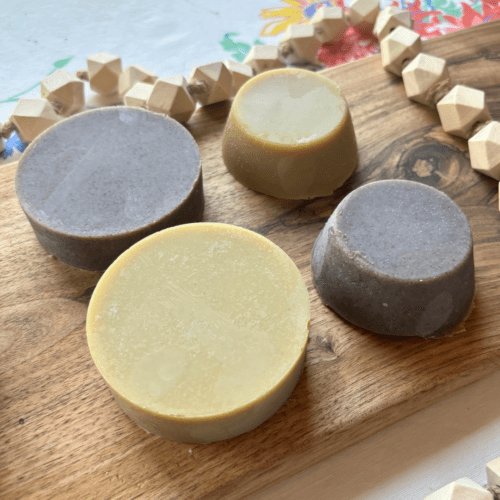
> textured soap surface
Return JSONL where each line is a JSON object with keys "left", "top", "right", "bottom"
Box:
{"left": 87, "top": 223, "right": 310, "bottom": 443}
{"left": 222, "top": 68, "right": 357, "bottom": 200}
{"left": 312, "top": 180, "right": 475, "bottom": 338}
{"left": 15, "top": 107, "right": 203, "bottom": 270}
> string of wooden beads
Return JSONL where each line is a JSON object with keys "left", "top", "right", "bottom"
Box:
{"left": 1, "top": 2, "right": 498, "bottom": 210}
{"left": 0, "top": 55, "right": 256, "bottom": 149}
{"left": 377, "top": 24, "right": 500, "bottom": 187}
{"left": 0, "top": 2, "right": 409, "bottom": 150}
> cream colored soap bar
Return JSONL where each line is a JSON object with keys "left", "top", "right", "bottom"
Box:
{"left": 222, "top": 68, "right": 358, "bottom": 200}
{"left": 87, "top": 223, "right": 310, "bottom": 443}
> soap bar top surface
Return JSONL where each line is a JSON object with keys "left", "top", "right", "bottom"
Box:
{"left": 16, "top": 107, "right": 201, "bottom": 237}
{"left": 333, "top": 180, "right": 472, "bottom": 281}
{"left": 234, "top": 68, "right": 347, "bottom": 146}
{"left": 87, "top": 223, "right": 310, "bottom": 419}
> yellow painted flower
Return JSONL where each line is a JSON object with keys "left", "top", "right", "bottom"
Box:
{"left": 259, "top": 0, "right": 335, "bottom": 36}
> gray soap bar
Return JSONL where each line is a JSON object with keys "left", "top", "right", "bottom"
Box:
{"left": 16, "top": 107, "right": 204, "bottom": 271}
{"left": 311, "top": 180, "right": 475, "bottom": 338}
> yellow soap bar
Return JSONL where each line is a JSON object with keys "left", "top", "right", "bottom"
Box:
{"left": 222, "top": 68, "right": 358, "bottom": 199}
{"left": 87, "top": 223, "right": 310, "bottom": 443}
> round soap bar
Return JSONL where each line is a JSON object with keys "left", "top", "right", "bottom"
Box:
{"left": 311, "top": 180, "right": 475, "bottom": 338}
{"left": 87, "top": 223, "right": 310, "bottom": 443}
{"left": 222, "top": 68, "right": 358, "bottom": 200}
{"left": 15, "top": 107, "right": 203, "bottom": 271}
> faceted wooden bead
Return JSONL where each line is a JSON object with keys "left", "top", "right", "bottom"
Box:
{"left": 118, "top": 65, "right": 158, "bottom": 98}
{"left": 40, "top": 69, "right": 85, "bottom": 116}
{"left": 243, "top": 45, "right": 286, "bottom": 74}
{"left": 279, "top": 24, "right": 322, "bottom": 64}
{"left": 468, "top": 121, "right": 500, "bottom": 180}
{"left": 187, "top": 62, "right": 232, "bottom": 106}
{"left": 311, "top": 6, "right": 348, "bottom": 44}
{"left": 437, "top": 85, "right": 491, "bottom": 139}
{"left": 124, "top": 82, "right": 154, "bottom": 108}
{"left": 347, "top": 0, "right": 380, "bottom": 32}
{"left": 224, "top": 60, "right": 253, "bottom": 95}
{"left": 487, "top": 457, "right": 500, "bottom": 492}
{"left": 402, "top": 53, "right": 451, "bottom": 107}
{"left": 10, "top": 98, "right": 60, "bottom": 143}
{"left": 424, "top": 478, "right": 493, "bottom": 500}
{"left": 147, "top": 76, "right": 196, "bottom": 123}
{"left": 87, "top": 52, "right": 123, "bottom": 96}
{"left": 380, "top": 26, "right": 421, "bottom": 76}
{"left": 374, "top": 6, "right": 413, "bottom": 42}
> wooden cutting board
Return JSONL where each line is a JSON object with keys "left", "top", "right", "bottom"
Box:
{"left": 1, "top": 21, "right": 499, "bottom": 500}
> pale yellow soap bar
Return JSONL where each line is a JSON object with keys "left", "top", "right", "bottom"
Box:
{"left": 222, "top": 68, "right": 358, "bottom": 199}
{"left": 87, "top": 223, "right": 310, "bottom": 443}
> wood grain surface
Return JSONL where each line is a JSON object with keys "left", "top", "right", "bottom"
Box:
{"left": 1, "top": 21, "right": 500, "bottom": 500}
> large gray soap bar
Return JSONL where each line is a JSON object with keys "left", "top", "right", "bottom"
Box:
{"left": 15, "top": 107, "right": 204, "bottom": 271}
{"left": 311, "top": 180, "right": 475, "bottom": 338}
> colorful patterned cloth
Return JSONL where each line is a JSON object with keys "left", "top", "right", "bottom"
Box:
{"left": 258, "top": 0, "right": 500, "bottom": 66}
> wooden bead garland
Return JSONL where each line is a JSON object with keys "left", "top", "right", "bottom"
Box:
{"left": 1, "top": 2, "right": 498, "bottom": 212}
{"left": 372, "top": 15, "right": 500, "bottom": 185}
{"left": 0, "top": 4, "right": 372, "bottom": 149}
{"left": 0, "top": 4, "right": 415, "bottom": 144}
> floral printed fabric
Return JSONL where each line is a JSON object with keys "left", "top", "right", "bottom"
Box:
{"left": 259, "top": 0, "right": 500, "bottom": 66}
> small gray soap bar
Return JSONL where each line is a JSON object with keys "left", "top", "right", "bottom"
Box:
{"left": 16, "top": 107, "right": 204, "bottom": 271}
{"left": 311, "top": 180, "right": 475, "bottom": 338}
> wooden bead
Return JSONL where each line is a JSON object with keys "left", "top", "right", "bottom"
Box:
{"left": 224, "top": 60, "right": 253, "bottom": 95}
{"left": 424, "top": 478, "right": 493, "bottom": 499}
{"left": 243, "top": 45, "right": 286, "bottom": 74}
{"left": 118, "top": 65, "right": 157, "bottom": 98}
{"left": 124, "top": 82, "right": 154, "bottom": 108}
{"left": 87, "top": 52, "right": 123, "bottom": 96}
{"left": 380, "top": 26, "right": 421, "bottom": 76}
{"left": 402, "top": 53, "right": 451, "bottom": 107}
{"left": 0, "top": 120, "right": 15, "bottom": 139}
{"left": 279, "top": 24, "right": 322, "bottom": 64}
{"left": 468, "top": 121, "right": 500, "bottom": 180}
{"left": 374, "top": 6, "right": 413, "bottom": 42}
{"left": 10, "top": 98, "right": 60, "bottom": 143}
{"left": 311, "top": 6, "right": 348, "bottom": 44}
{"left": 40, "top": 69, "right": 85, "bottom": 116}
{"left": 347, "top": 0, "right": 380, "bottom": 32}
{"left": 187, "top": 62, "right": 232, "bottom": 106}
{"left": 437, "top": 85, "right": 491, "bottom": 139}
{"left": 146, "top": 76, "right": 196, "bottom": 123}
{"left": 487, "top": 457, "right": 500, "bottom": 492}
